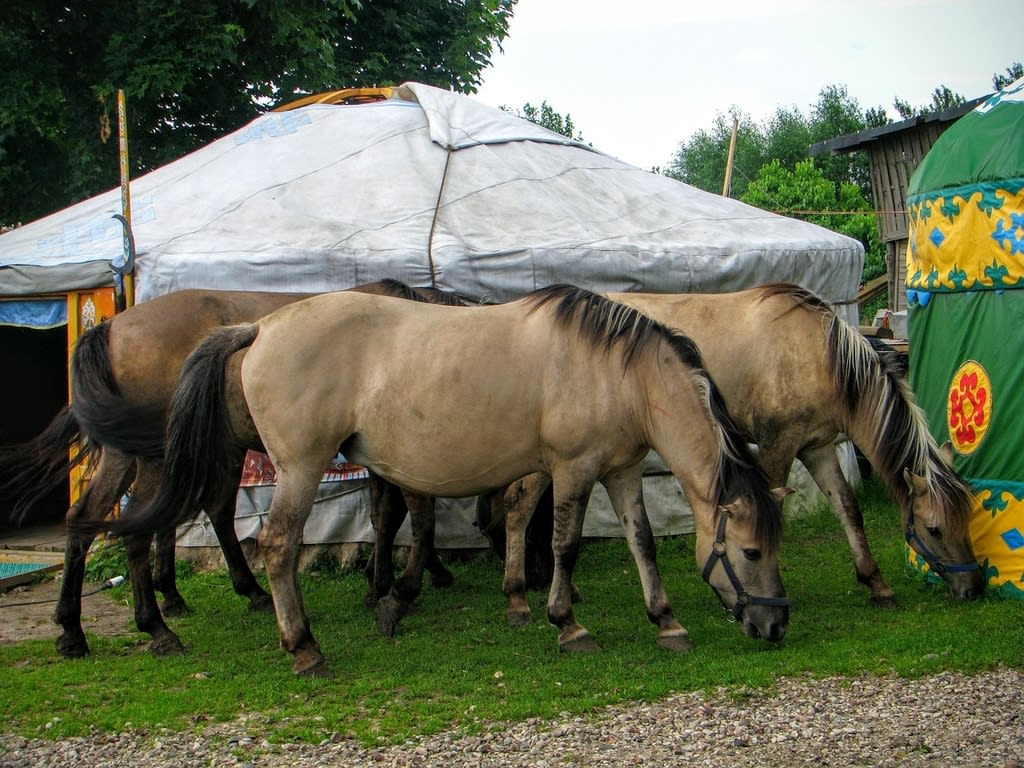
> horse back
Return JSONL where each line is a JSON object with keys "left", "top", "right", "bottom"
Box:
{"left": 239, "top": 292, "right": 646, "bottom": 496}
{"left": 611, "top": 287, "right": 839, "bottom": 445}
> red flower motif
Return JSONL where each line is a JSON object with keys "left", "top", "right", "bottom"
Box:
{"left": 949, "top": 371, "right": 988, "bottom": 446}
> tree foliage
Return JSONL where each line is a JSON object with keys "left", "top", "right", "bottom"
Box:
{"left": 741, "top": 159, "right": 884, "bottom": 283}
{"left": 893, "top": 85, "right": 966, "bottom": 120}
{"left": 663, "top": 65, "right": 1019, "bottom": 308}
{"left": 993, "top": 62, "right": 1024, "bottom": 90}
{"left": 666, "top": 85, "right": 875, "bottom": 205}
{"left": 0, "top": 0, "right": 516, "bottom": 226}
{"left": 501, "top": 101, "right": 584, "bottom": 141}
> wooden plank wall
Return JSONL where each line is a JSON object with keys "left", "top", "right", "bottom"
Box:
{"left": 868, "top": 124, "right": 945, "bottom": 243}
{"left": 867, "top": 124, "right": 948, "bottom": 314}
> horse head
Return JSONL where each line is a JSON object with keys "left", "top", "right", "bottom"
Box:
{"left": 902, "top": 443, "right": 985, "bottom": 600}
{"left": 698, "top": 487, "right": 791, "bottom": 642}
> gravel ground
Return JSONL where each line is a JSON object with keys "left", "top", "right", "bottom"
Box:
{"left": 2, "top": 667, "right": 1021, "bottom": 767}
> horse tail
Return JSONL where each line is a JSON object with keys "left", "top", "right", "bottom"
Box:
{"left": 0, "top": 405, "right": 94, "bottom": 526}
{"left": 70, "top": 321, "right": 165, "bottom": 458}
{"left": 86, "top": 323, "right": 260, "bottom": 538}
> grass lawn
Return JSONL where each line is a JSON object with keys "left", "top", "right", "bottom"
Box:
{"left": 1, "top": 476, "right": 1021, "bottom": 745}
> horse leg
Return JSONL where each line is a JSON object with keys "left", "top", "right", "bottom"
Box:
{"left": 258, "top": 470, "right": 327, "bottom": 677}
{"left": 123, "top": 460, "right": 186, "bottom": 657}
{"left": 525, "top": 481, "right": 557, "bottom": 592}
{"left": 602, "top": 464, "right": 692, "bottom": 652}
{"left": 148, "top": 455, "right": 190, "bottom": 618}
{"left": 798, "top": 443, "right": 897, "bottom": 606}
{"left": 55, "top": 449, "right": 135, "bottom": 658}
{"left": 545, "top": 473, "right": 598, "bottom": 652}
{"left": 152, "top": 524, "right": 189, "bottom": 617}
{"left": 205, "top": 461, "right": 273, "bottom": 613}
{"left": 374, "top": 490, "right": 438, "bottom": 636}
{"left": 421, "top": 499, "right": 454, "bottom": 590}
{"left": 365, "top": 474, "right": 404, "bottom": 608}
{"left": 501, "top": 473, "right": 551, "bottom": 627}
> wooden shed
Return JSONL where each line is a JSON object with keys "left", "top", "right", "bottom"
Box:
{"left": 808, "top": 97, "right": 987, "bottom": 313}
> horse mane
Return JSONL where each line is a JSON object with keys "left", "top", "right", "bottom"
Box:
{"left": 757, "top": 282, "right": 972, "bottom": 537}
{"left": 525, "top": 284, "right": 782, "bottom": 551}
{"left": 375, "top": 278, "right": 466, "bottom": 307}
{"left": 413, "top": 286, "right": 467, "bottom": 306}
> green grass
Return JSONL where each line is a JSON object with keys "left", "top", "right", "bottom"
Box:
{"left": 2, "top": 476, "right": 1021, "bottom": 746}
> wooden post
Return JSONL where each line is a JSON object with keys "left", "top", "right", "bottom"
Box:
{"left": 722, "top": 117, "right": 738, "bottom": 197}
{"left": 116, "top": 89, "right": 134, "bottom": 310}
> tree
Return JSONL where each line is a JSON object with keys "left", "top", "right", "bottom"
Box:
{"left": 893, "top": 85, "right": 966, "bottom": 119}
{"left": 808, "top": 85, "right": 877, "bottom": 204}
{"left": 501, "top": 101, "right": 584, "bottom": 141}
{"left": 742, "top": 159, "right": 885, "bottom": 319}
{"left": 0, "top": 0, "right": 516, "bottom": 226}
{"left": 993, "top": 62, "right": 1024, "bottom": 90}
{"left": 663, "top": 109, "right": 767, "bottom": 198}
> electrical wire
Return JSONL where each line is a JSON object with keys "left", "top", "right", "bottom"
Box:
{"left": 0, "top": 576, "right": 125, "bottom": 609}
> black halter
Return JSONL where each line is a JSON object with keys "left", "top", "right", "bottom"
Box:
{"left": 701, "top": 512, "right": 789, "bottom": 621}
{"left": 905, "top": 513, "right": 980, "bottom": 576}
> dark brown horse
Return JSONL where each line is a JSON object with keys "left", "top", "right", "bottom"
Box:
{"left": 1, "top": 280, "right": 458, "bottom": 658}
{"left": 91, "top": 285, "right": 789, "bottom": 677}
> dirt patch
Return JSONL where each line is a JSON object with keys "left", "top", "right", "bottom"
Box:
{"left": 0, "top": 575, "right": 134, "bottom": 647}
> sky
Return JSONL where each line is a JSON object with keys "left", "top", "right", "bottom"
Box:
{"left": 474, "top": 0, "right": 1023, "bottom": 172}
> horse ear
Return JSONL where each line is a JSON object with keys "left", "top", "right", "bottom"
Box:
{"left": 772, "top": 487, "right": 794, "bottom": 503}
{"left": 903, "top": 467, "right": 929, "bottom": 497}
{"left": 719, "top": 498, "right": 742, "bottom": 516}
{"left": 939, "top": 441, "right": 955, "bottom": 466}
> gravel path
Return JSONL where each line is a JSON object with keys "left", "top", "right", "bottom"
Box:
{"left": 2, "top": 668, "right": 1021, "bottom": 767}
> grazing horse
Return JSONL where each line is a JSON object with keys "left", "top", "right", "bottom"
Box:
{"left": 0, "top": 280, "right": 457, "bottom": 659}
{"left": 91, "top": 285, "right": 789, "bottom": 677}
{"left": 479, "top": 283, "right": 983, "bottom": 626}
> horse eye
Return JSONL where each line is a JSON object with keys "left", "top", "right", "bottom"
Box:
{"left": 742, "top": 548, "right": 762, "bottom": 562}
{"left": 926, "top": 526, "right": 942, "bottom": 539}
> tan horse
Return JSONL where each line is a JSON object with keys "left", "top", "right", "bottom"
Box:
{"left": 1, "top": 280, "right": 457, "bottom": 659}
{"left": 485, "top": 283, "right": 982, "bottom": 626}
{"left": 94, "top": 285, "right": 789, "bottom": 677}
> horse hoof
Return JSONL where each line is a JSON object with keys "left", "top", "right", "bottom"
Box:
{"left": 294, "top": 655, "right": 331, "bottom": 678}
{"left": 869, "top": 595, "right": 898, "bottom": 608}
{"left": 247, "top": 593, "right": 275, "bottom": 613}
{"left": 656, "top": 631, "right": 694, "bottom": 653}
{"left": 506, "top": 608, "right": 531, "bottom": 627}
{"left": 429, "top": 569, "right": 455, "bottom": 589}
{"left": 56, "top": 634, "right": 89, "bottom": 659}
{"left": 149, "top": 634, "right": 186, "bottom": 657}
{"left": 558, "top": 628, "right": 600, "bottom": 652}
{"left": 160, "top": 598, "right": 192, "bottom": 618}
{"left": 374, "top": 595, "right": 410, "bottom": 637}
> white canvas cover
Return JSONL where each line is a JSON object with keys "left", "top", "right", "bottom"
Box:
{"left": 0, "top": 82, "right": 865, "bottom": 550}
{"left": 0, "top": 82, "right": 863, "bottom": 309}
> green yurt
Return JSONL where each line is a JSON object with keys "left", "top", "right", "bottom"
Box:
{"left": 906, "top": 75, "right": 1024, "bottom": 598}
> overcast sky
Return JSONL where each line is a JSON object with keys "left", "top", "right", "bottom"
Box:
{"left": 474, "top": 0, "right": 1022, "bottom": 171}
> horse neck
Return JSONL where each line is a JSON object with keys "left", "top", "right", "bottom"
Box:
{"left": 637, "top": 355, "right": 722, "bottom": 521}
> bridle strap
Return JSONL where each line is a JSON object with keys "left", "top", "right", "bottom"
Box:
{"left": 905, "top": 517, "right": 980, "bottom": 575}
{"left": 701, "top": 513, "right": 789, "bottom": 620}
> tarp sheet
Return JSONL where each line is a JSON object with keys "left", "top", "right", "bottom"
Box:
{"left": 0, "top": 83, "right": 863, "bottom": 318}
